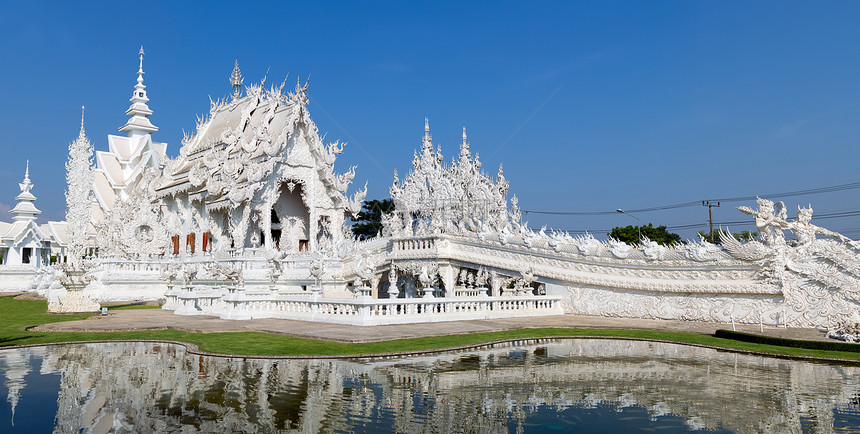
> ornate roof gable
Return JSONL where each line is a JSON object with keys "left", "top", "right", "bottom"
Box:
{"left": 157, "top": 67, "right": 365, "bottom": 213}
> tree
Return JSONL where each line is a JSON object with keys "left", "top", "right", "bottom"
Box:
{"left": 697, "top": 230, "right": 759, "bottom": 244}
{"left": 350, "top": 199, "right": 395, "bottom": 240}
{"left": 608, "top": 223, "right": 682, "bottom": 246}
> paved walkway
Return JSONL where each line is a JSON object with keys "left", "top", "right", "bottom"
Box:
{"left": 32, "top": 307, "right": 832, "bottom": 344}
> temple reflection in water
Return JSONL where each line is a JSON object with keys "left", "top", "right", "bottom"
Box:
{"left": 2, "top": 340, "right": 860, "bottom": 432}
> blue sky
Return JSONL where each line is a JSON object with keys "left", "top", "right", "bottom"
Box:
{"left": 1, "top": 1, "right": 859, "bottom": 239}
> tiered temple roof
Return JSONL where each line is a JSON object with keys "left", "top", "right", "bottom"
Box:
{"left": 91, "top": 47, "right": 167, "bottom": 217}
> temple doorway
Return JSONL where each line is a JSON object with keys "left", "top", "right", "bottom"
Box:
{"left": 272, "top": 181, "right": 310, "bottom": 253}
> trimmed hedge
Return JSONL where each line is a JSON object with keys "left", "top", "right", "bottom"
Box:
{"left": 714, "top": 329, "right": 860, "bottom": 353}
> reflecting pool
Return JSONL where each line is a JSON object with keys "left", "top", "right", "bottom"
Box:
{"left": 2, "top": 339, "right": 860, "bottom": 432}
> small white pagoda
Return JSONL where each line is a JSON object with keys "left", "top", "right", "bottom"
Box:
{"left": 0, "top": 163, "right": 69, "bottom": 290}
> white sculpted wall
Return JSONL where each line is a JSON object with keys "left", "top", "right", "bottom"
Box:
{"left": 560, "top": 198, "right": 860, "bottom": 328}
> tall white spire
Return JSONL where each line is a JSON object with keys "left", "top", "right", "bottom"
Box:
{"left": 66, "top": 108, "right": 94, "bottom": 267}
{"left": 10, "top": 161, "right": 40, "bottom": 222}
{"left": 422, "top": 117, "right": 433, "bottom": 152}
{"left": 79, "top": 105, "right": 86, "bottom": 138}
{"left": 459, "top": 126, "right": 470, "bottom": 159}
{"left": 118, "top": 46, "right": 158, "bottom": 136}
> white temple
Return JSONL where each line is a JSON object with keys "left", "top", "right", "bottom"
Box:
{"left": 0, "top": 163, "right": 69, "bottom": 290}
{"left": 11, "top": 48, "right": 860, "bottom": 328}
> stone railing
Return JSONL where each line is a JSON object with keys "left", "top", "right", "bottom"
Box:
{"left": 454, "top": 286, "right": 486, "bottom": 297}
{"left": 216, "top": 294, "right": 563, "bottom": 325}
{"left": 393, "top": 237, "right": 437, "bottom": 252}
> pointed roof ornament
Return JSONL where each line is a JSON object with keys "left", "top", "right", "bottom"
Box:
{"left": 79, "top": 106, "right": 86, "bottom": 138}
{"left": 261, "top": 67, "right": 270, "bottom": 88}
{"left": 279, "top": 73, "right": 289, "bottom": 93}
{"left": 421, "top": 117, "right": 433, "bottom": 151}
{"left": 11, "top": 161, "right": 40, "bottom": 221}
{"left": 230, "top": 59, "right": 244, "bottom": 99}
{"left": 459, "top": 126, "right": 470, "bottom": 158}
{"left": 119, "top": 45, "right": 158, "bottom": 135}
{"left": 138, "top": 46, "right": 145, "bottom": 79}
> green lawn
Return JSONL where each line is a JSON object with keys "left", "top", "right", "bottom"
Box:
{"left": 2, "top": 295, "right": 860, "bottom": 361}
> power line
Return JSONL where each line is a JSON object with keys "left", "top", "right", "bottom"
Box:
{"left": 553, "top": 209, "right": 860, "bottom": 234}
{"left": 521, "top": 180, "right": 860, "bottom": 216}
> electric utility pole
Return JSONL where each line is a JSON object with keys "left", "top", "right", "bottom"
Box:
{"left": 702, "top": 200, "right": 720, "bottom": 242}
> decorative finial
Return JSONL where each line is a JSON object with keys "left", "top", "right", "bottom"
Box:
{"left": 261, "top": 67, "right": 270, "bottom": 88}
{"left": 19, "top": 160, "right": 33, "bottom": 193}
{"left": 80, "top": 106, "right": 86, "bottom": 136}
{"left": 138, "top": 46, "right": 145, "bottom": 78}
{"left": 230, "top": 59, "right": 244, "bottom": 98}
{"left": 119, "top": 46, "right": 158, "bottom": 134}
{"left": 462, "top": 126, "right": 467, "bottom": 144}
{"left": 279, "top": 73, "right": 289, "bottom": 92}
{"left": 421, "top": 118, "right": 432, "bottom": 149}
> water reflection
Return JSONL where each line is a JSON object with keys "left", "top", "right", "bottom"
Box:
{"left": 2, "top": 339, "right": 860, "bottom": 433}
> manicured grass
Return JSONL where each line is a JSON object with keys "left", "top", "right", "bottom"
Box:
{"left": 1, "top": 295, "right": 860, "bottom": 361}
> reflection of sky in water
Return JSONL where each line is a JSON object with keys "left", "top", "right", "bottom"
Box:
{"left": 0, "top": 340, "right": 859, "bottom": 432}
{"left": 0, "top": 349, "right": 62, "bottom": 433}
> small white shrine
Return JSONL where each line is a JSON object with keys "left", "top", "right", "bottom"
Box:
{"left": 0, "top": 163, "right": 69, "bottom": 290}
{"left": 15, "top": 48, "right": 860, "bottom": 328}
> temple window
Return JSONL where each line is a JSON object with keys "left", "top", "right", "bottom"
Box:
{"left": 186, "top": 233, "right": 196, "bottom": 253}
{"left": 299, "top": 240, "right": 309, "bottom": 252}
{"left": 171, "top": 236, "right": 180, "bottom": 255}
{"left": 22, "top": 247, "right": 32, "bottom": 264}
{"left": 202, "top": 232, "right": 212, "bottom": 252}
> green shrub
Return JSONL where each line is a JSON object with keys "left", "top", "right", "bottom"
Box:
{"left": 714, "top": 329, "right": 860, "bottom": 353}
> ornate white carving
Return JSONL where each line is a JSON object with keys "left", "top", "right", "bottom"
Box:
{"left": 683, "top": 237, "right": 722, "bottom": 262}
{"left": 96, "top": 171, "right": 170, "bottom": 260}
{"left": 609, "top": 238, "right": 632, "bottom": 259}
{"left": 65, "top": 110, "right": 94, "bottom": 267}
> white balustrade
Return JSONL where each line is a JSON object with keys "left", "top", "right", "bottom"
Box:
{"left": 217, "top": 295, "right": 563, "bottom": 325}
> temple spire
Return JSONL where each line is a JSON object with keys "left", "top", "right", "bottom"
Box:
{"left": 421, "top": 117, "right": 433, "bottom": 152}
{"left": 119, "top": 46, "right": 158, "bottom": 136}
{"left": 459, "top": 126, "right": 470, "bottom": 158}
{"left": 11, "top": 161, "right": 40, "bottom": 221}
{"left": 79, "top": 106, "right": 86, "bottom": 137}
{"left": 230, "top": 59, "right": 244, "bottom": 99}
